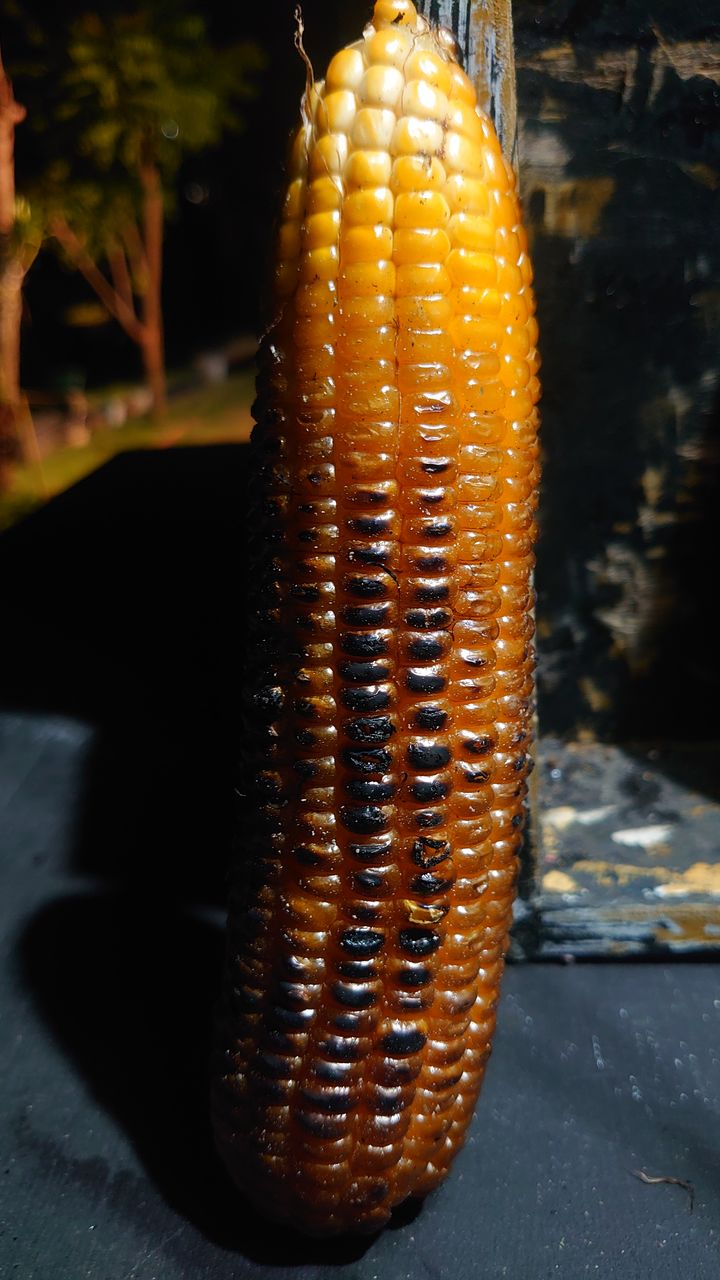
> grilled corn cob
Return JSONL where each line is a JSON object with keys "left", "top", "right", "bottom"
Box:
{"left": 212, "top": 0, "right": 540, "bottom": 1236}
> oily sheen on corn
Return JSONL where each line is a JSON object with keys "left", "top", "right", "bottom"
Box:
{"left": 213, "top": 0, "right": 540, "bottom": 1236}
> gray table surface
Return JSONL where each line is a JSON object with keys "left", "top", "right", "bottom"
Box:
{"left": 1, "top": 710, "right": 719, "bottom": 1280}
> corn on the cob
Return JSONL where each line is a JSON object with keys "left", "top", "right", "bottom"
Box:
{"left": 212, "top": 0, "right": 540, "bottom": 1236}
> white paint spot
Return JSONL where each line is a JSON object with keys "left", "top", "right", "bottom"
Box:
{"left": 611, "top": 824, "right": 674, "bottom": 848}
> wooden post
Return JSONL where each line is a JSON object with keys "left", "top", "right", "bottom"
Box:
{"left": 415, "top": 0, "right": 517, "bottom": 165}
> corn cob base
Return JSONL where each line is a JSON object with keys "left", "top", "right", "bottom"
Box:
{"left": 212, "top": 0, "right": 540, "bottom": 1236}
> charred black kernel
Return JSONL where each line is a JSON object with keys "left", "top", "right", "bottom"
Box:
{"left": 300, "top": 1087, "right": 354, "bottom": 1115}
{"left": 332, "top": 982, "right": 377, "bottom": 1009}
{"left": 341, "top": 660, "right": 391, "bottom": 683}
{"left": 270, "top": 1005, "right": 315, "bottom": 1029}
{"left": 381, "top": 1027, "right": 427, "bottom": 1056}
{"left": 341, "top": 687, "right": 391, "bottom": 712}
{"left": 406, "top": 670, "right": 445, "bottom": 694}
{"left": 399, "top": 927, "right": 441, "bottom": 957}
{"left": 294, "top": 697, "right": 319, "bottom": 720}
{"left": 409, "top": 635, "right": 444, "bottom": 661}
{"left": 294, "top": 844, "right": 323, "bottom": 866}
{"left": 257, "top": 1052, "right": 293, "bottom": 1079}
{"left": 351, "top": 902, "right": 383, "bottom": 922}
{"left": 338, "top": 959, "right": 377, "bottom": 981}
{"left": 265, "top": 1027, "right": 294, "bottom": 1053}
{"left": 254, "top": 771, "right": 283, "bottom": 802}
{"left": 333, "top": 1012, "right": 364, "bottom": 1031}
{"left": 415, "top": 809, "right": 443, "bottom": 828}
{"left": 414, "top": 554, "right": 447, "bottom": 573}
{"left": 349, "top": 545, "right": 391, "bottom": 566}
{"left": 398, "top": 965, "right": 433, "bottom": 988}
{"left": 340, "top": 632, "right": 388, "bottom": 657}
{"left": 346, "top": 716, "right": 395, "bottom": 743}
{"left": 375, "top": 1058, "right": 421, "bottom": 1085}
{"left": 277, "top": 980, "right": 315, "bottom": 1007}
{"left": 346, "top": 779, "right": 396, "bottom": 802}
{"left": 467, "top": 735, "right": 494, "bottom": 755}
{"left": 414, "top": 581, "right": 450, "bottom": 602}
{"left": 348, "top": 841, "right": 393, "bottom": 863}
{"left": 374, "top": 1088, "right": 408, "bottom": 1115}
{"left": 351, "top": 514, "right": 393, "bottom": 535}
{"left": 412, "top": 836, "right": 451, "bottom": 868}
{"left": 295, "top": 727, "right": 315, "bottom": 747}
{"left": 405, "top": 608, "right": 452, "bottom": 630}
{"left": 512, "top": 812, "right": 526, "bottom": 828}
{"left": 315, "top": 1060, "right": 354, "bottom": 1082}
{"left": 418, "top": 489, "right": 444, "bottom": 506}
{"left": 424, "top": 520, "right": 452, "bottom": 538}
{"left": 319, "top": 1035, "right": 362, "bottom": 1061}
{"left": 255, "top": 1078, "right": 289, "bottom": 1102}
{"left": 345, "top": 575, "right": 387, "bottom": 599}
{"left": 420, "top": 457, "right": 451, "bottom": 474}
{"left": 407, "top": 742, "right": 451, "bottom": 769}
{"left": 342, "top": 747, "right": 392, "bottom": 774}
{"left": 414, "top": 706, "right": 447, "bottom": 731}
{"left": 343, "top": 603, "right": 392, "bottom": 627}
{"left": 340, "top": 928, "right": 384, "bottom": 957}
{"left": 297, "top": 1112, "right": 346, "bottom": 1139}
{"left": 411, "top": 778, "right": 449, "bottom": 802}
{"left": 353, "top": 869, "right": 385, "bottom": 892}
{"left": 292, "top": 758, "right": 318, "bottom": 779}
{"left": 410, "top": 870, "right": 454, "bottom": 896}
{"left": 251, "top": 685, "right": 284, "bottom": 714}
{"left": 514, "top": 754, "right": 528, "bottom": 772}
{"left": 340, "top": 805, "right": 388, "bottom": 834}
{"left": 237, "top": 985, "right": 263, "bottom": 1011}
{"left": 464, "top": 766, "right": 490, "bottom": 783}
{"left": 351, "top": 487, "right": 388, "bottom": 505}
{"left": 298, "top": 528, "right": 319, "bottom": 543}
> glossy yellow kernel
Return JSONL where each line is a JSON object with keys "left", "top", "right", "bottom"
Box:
{"left": 322, "top": 90, "right": 357, "bottom": 134}
{"left": 283, "top": 177, "right": 305, "bottom": 220}
{"left": 404, "top": 47, "right": 453, "bottom": 96}
{"left": 444, "top": 174, "right": 489, "bottom": 214}
{"left": 447, "top": 61, "right": 476, "bottom": 104}
{"left": 395, "top": 328, "right": 453, "bottom": 363}
{"left": 305, "top": 176, "right": 342, "bottom": 214}
{"left": 447, "top": 213, "right": 495, "bottom": 252}
{"left": 366, "top": 26, "right": 413, "bottom": 69}
{"left": 339, "top": 224, "right": 394, "bottom": 263}
{"left": 402, "top": 79, "right": 450, "bottom": 123}
{"left": 295, "top": 279, "right": 337, "bottom": 316}
{"left": 392, "top": 116, "right": 445, "bottom": 157}
{"left": 308, "top": 133, "right": 349, "bottom": 177}
{"left": 342, "top": 294, "right": 396, "bottom": 326}
{"left": 447, "top": 249, "right": 497, "bottom": 289}
{"left": 395, "top": 190, "right": 450, "bottom": 228}
{"left": 396, "top": 362, "right": 451, "bottom": 392}
{"left": 300, "top": 245, "right": 338, "bottom": 283}
{"left": 326, "top": 47, "right": 366, "bottom": 93}
{"left": 277, "top": 220, "right": 301, "bottom": 260}
{"left": 339, "top": 260, "right": 396, "bottom": 296}
{"left": 396, "top": 262, "right": 451, "bottom": 297}
{"left": 361, "top": 64, "right": 404, "bottom": 109}
{"left": 396, "top": 294, "right": 452, "bottom": 327}
{"left": 335, "top": 326, "right": 396, "bottom": 361}
{"left": 393, "top": 226, "right": 451, "bottom": 265}
{"left": 353, "top": 107, "right": 396, "bottom": 150}
{"left": 372, "top": 0, "right": 417, "bottom": 25}
{"left": 449, "top": 313, "right": 504, "bottom": 351}
{"left": 343, "top": 187, "right": 394, "bottom": 226}
{"left": 391, "top": 154, "right": 447, "bottom": 193}
{"left": 446, "top": 99, "right": 484, "bottom": 141}
{"left": 303, "top": 210, "right": 340, "bottom": 249}
{"left": 345, "top": 150, "right": 393, "bottom": 189}
{"left": 443, "top": 131, "right": 485, "bottom": 177}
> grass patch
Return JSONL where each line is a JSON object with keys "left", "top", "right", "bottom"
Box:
{"left": 1, "top": 371, "right": 255, "bottom": 530}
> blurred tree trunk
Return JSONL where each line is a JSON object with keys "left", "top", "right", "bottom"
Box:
{"left": 139, "top": 158, "right": 166, "bottom": 418}
{"left": 0, "top": 47, "right": 26, "bottom": 490}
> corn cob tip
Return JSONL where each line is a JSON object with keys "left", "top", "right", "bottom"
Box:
{"left": 371, "top": 0, "right": 421, "bottom": 31}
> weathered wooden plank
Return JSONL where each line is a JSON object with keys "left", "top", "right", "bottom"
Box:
{"left": 416, "top": 0, "right": 517, "bottom": 161}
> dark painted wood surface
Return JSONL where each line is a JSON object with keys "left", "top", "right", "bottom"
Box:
{"left": 1, "top": 710, "right": 719, "bottom": 1278}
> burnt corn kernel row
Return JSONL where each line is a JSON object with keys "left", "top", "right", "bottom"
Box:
{"left": 213, "top": 0, "right": 540, "bottom": 1236}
